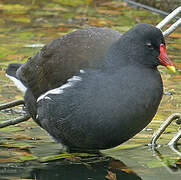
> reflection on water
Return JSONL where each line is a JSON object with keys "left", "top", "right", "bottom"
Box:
{"left": 30, "top": 159, "right": 142, "bottom": 180}
{"left": 0, "top": 156, "right": 142, "bottom": 180}
{"left": 1, "top": 145, "right": 181, "bottom": 179}
{"left": 153, "top": 147, "right": 181, "bottom": 174}
{"left": 104, "top": 145, "right": 181, "bottom": 180}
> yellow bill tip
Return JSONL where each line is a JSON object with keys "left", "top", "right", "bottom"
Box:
{"left": 166, "top": 65, "right": 176, "bottom": 73}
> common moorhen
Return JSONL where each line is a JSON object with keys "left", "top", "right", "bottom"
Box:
{"left": 6, "top": 24, "right": 175, "bottom": 151}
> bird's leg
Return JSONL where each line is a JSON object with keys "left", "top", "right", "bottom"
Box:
{"left": 149, "top": 113, "right": 181, "bottom": 147}
{"left": 0, "top": 99, "right": 30, "bottom": 128}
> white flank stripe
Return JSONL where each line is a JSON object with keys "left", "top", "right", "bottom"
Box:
{"left": 44, "top": 96, "right": 52, "bottom": 100}
{"left": 6, "top": 74, "right": 27, "bottom": 93}
{"left": 37, "top": 74, "right": 83, "bottom": 102}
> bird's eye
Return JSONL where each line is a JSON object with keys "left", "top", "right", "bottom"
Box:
{"left": 146, "top": 42, "right": 154, "bottom": 49}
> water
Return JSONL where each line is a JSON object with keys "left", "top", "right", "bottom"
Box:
{"left": 130, "top": 0, "right": 181, "bottom": 12}
{"left": 0, "top": 0, "right": 181, "bottom": 179}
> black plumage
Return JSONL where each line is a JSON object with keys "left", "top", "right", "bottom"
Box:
{"left": 6, "top": 24, "right": 174, "bottom": 151}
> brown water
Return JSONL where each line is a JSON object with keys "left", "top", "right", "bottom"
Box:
{"left": 131, "top": 0, "right": 180, "bottom": 12}
{"left": 0, "top": 0, "right": 181, "bottom": 179}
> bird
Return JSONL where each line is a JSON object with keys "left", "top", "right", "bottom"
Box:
{"left": 6, "top": 23, "right": 175, "bottom": 152}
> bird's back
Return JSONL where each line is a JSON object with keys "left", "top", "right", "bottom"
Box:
{"left": 17, "top": 27, "right": 121, "bottom": 99}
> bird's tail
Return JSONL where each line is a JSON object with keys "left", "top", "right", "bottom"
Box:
{"left": 6, "top": 63, "right": 27, "bottom": 93}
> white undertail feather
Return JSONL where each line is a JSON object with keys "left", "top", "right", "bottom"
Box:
{"left": 6, "top": 74, "right": 27, "bottom": 93}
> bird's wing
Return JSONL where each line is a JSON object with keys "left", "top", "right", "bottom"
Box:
{"left": 17, "top": 27, "right": 121, "bottom": 98}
